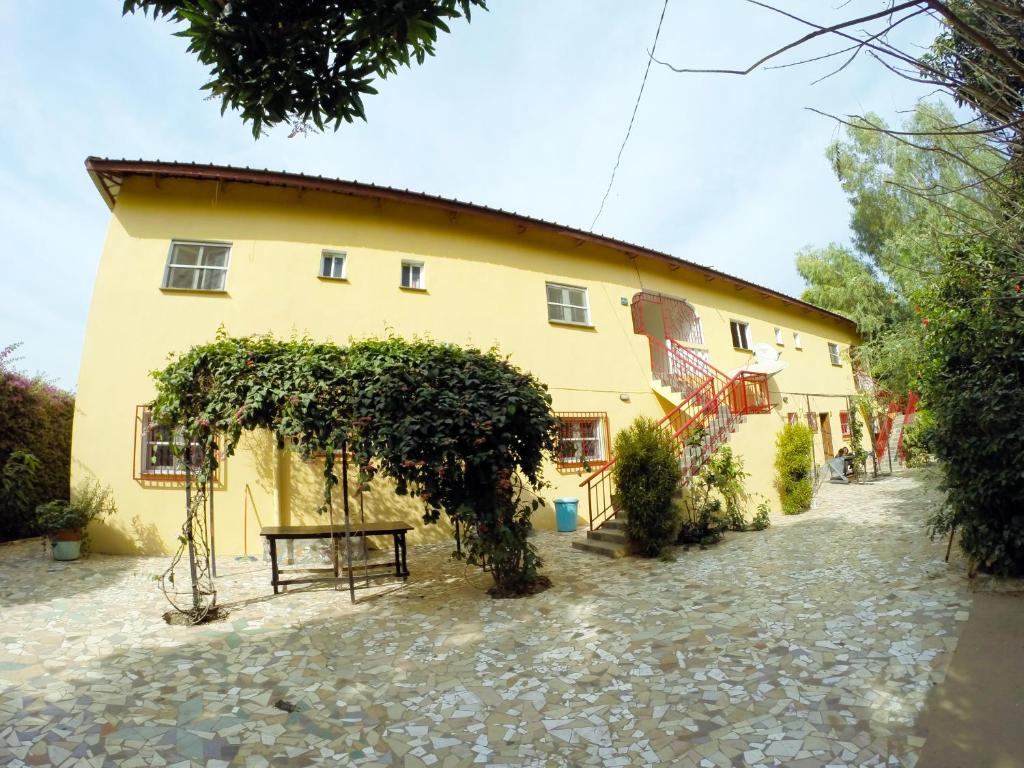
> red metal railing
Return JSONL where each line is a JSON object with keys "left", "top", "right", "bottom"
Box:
{"left": 579, "top": 342, "right": 770, "bottom": 530}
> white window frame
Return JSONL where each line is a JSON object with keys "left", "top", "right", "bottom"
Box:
{"left": 401, "top": 260, "right": 425, "bottom": 290}
{"left": 730, "top": 320, "right": 752, "bottom": 350}
{"left": 774, "top": 327, "right": 784, "bottom": 345}
{"left": 828, "top": 342, "right": 842, "bottom": 366}
{"left": 546, "top": 282, "right": 591, "bottom": 326}
{"left": 162, "top": 240, "right": 231, "bottom": 292}
{"left": 555, "top": 414, "right": 607, "bottom": 467}
{"left": 320, "top": 250, "right": 347, "bottom": 280}
{"left": 793, "top": 332, "right": 803, "bottom": 349}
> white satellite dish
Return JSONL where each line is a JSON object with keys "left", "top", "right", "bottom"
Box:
{"left": 730, "top": 342, "right": 789, "bottom": 377}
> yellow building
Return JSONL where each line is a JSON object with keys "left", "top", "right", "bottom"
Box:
{"left": 75, "top": 157, "right": 864, "bottom": 557}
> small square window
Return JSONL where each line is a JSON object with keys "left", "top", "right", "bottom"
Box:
{"left": 401, "top": 261, "right": 425, "bottom": 289}
{"left": 793, "top": 332, "right": 803, "bottom": 349}
{"left": 135, "top": 406, "right": 209, "bottom": 479}
{"left": 730, "top": 320, "right": 751, "bottom": 350}
{"left": 546, "top": 282, "right": 591, "bottom": 326}
{"left": 828, "top": 342, "right": 842, "bottom": 366}
{"left": 787, "top": 412, "right": 798, "bottom": 426}
{"left": 775, "top": 327, "right": 784, "bottom": 345}
{"left": 320, "top": 251, "right": 347, "bottom": 280}
{"left": 555, "top": 413, "right": 608, "bottom": 468}
{"left": 806, "top": 412, "right": 818, "bottom": 432}
{"left": 163, "top": 241, "right": 230, "bottom": 292}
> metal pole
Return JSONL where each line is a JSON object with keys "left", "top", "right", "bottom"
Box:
{"left": 185, "top": 464, "right": 200, "bottom": 615}
{"left": 208, "top": 473, "right": 217, "bottom": 578}
{"left": 342, "top": 442, "right": 355, "bottom": 603}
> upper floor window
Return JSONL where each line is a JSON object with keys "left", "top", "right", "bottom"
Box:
{"left": 320, "top": 251, "right": 347, "bottom": 280}
{"left": 401, "top": 260, "right": 425, "bottom": 290}
{"left": 828, "top": 342, "right": 842, "bottom": 366}
{"left": 163, "top": 241, "right": 230, "bottom": 291}
{"left": 774, "top": 327, "right": 784, "bottom": 345}
{"left": 555, "top": 412, "right": 608, "bottom": 468}
{"left": 787, "top": 412, "right": 798, "bottom": 426}
{"left": 730, "top": 320, "right": 751, "bottom": 350}
{"left": 547, "top": 282, "right": 590, "bottom": 326}
{"left": 793, "top": 332, "right": 803, "bottom": 349}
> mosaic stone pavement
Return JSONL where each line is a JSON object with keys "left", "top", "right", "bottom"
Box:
{"left": 0, "top": 470, "right": 970, "bottom": 767}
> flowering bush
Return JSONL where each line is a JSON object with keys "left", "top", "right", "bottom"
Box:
{"left": 0, "top": 344, "right": 74, "bottom": 541}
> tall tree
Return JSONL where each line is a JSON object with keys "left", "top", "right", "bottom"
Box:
{"left": 124, "top": 0, "right": 487, "bottom": 137}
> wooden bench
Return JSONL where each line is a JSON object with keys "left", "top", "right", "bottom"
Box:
{"left": 260, "top": 522, "right": 412, "bottom": 594}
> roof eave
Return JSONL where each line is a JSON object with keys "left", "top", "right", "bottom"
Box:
{"left": 83, "top": 156, "right": 859, "bottom": 333}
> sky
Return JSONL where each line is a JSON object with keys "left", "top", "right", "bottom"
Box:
{"left": 0, "top": 1, "right": 940, "bottom": 388}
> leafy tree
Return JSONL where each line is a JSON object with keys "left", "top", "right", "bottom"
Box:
{"left": 795, "top": 243, "right": 905, "bottom": 337}
{"left": 124, "top": 0, "right": 487, "bottom": 137}
{"left": 922, "top": 238, "right": 1024, "bottom": 576}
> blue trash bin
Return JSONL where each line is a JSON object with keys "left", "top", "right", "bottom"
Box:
{"left": 555, "top": 497, "right": 579, "bottom": 532}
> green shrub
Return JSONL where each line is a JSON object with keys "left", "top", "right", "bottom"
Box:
{"left": 612, "top": 417, "right": 682, "bottom": 557}
{"left": 901, "top": 409, "right": 935, "bottom": 467}
{"left": 750, "top": 498, "right": 771, "bottom": 531}
{"left": 921, "top": 239, "right": 1024, "bottom": 576}
{"left": 36, "top": 481, "right": 116, "bottom": 553}
{"left": 703, "top": 446, "right": 749, "bottom": 531}
{"left": 677, "top": 497, "right": 725, "bottom": 547}
{"left": 775, "top": 423, "right": 813, "bottom": 515}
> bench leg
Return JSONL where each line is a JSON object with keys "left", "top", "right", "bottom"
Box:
{"left": 400, "top": 532, "right": 409, "bottom": 579}
{"left": 393, "top": 534, "right": 402, "bottom": 578}
{"left": 269, "top": 538, "right": 279, "bottom": 595}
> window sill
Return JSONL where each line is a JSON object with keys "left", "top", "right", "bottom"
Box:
{"left": 549, "top": 320, "right": 595, "bottom": 330}
{"left": 831, "top": 362, "right": 843, "bottom": 367}
{"left": 318, "top": 276, "right": 349, "bottom": 283}
{"left": 734, "top": 346, "right": 752, "bottom": 352}
{"left": 399, "top": 285, "right": 427, "bottom": 292}
{"left": 160, "top": 287, "right": 229, "bottom": 296}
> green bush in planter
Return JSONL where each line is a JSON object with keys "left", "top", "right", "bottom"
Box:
{"left": 35, "top": 481, "right": 116, "bottom": 554}
{"left": 612, "top": 417, "right": 682, "bottom": 557}
{"left": 775, "top": 423, "right": 813, "bottom": 515}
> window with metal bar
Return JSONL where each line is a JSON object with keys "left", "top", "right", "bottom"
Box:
{"left": 162, "top": 241, "right": 230, "bottom": 291}
{"left": 555, "top": 412, "right": 608, "bottom": 468}
{"left": 828, "top": 342, "right": 842, "bottom": 366}
{"left": 135, "top": 406, "right": 208, "bottom": 479}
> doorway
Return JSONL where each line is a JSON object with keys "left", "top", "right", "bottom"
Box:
{"left": 819, "top": 413, "right": 834, "bottom": 458}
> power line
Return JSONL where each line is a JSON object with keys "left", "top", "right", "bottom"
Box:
{"left": 590, "top": 0, "right": 670, "bottom": 231}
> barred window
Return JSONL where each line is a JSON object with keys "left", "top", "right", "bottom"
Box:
{"left": 134, "top": 406, "right": 208, "bottom": 480}
{"left": 555, "top": 412, "right": 608, "bottom": 468}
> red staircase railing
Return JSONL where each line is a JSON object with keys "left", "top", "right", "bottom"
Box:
{"left": 580, "top": 342, "right": 770, "bottom": 530}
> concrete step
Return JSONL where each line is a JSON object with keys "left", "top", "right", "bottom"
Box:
{"left": 600, "top": 517, "right": 627, "bottom": 531}
{"left": 588, "top": 528, "right": 628, "bottom": 545}
{"left": 571, "top": 537, "right": 632, "bottom": 558}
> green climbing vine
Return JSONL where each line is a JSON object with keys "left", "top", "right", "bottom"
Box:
{"left": 151, "top": 332, "right": 558, "bottom": 614}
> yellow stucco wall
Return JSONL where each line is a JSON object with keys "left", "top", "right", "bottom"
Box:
{"left": 72, "top": 177, "right": 863, "bottom": 555}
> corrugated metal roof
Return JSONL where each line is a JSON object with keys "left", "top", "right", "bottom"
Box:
{"left": 84, "top": 156, "right": 857, "bottom": 331}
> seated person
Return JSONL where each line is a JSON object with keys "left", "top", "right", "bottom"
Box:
{"left": 835, "top": 446, "right": 854, "bottom": 475}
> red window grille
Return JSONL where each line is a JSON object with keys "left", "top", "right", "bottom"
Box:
{"left": 840, "top": 411, "right": 851, "bottom": 438}
{"left": 555, "top": 412, "right": 610, "bottom": 469}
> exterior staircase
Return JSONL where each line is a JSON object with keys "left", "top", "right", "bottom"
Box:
{"left": 573, "top": 335, "right": 771, "bottom": 557}
{"left": 571, "top": 511, "right": 633, "bottom": 558}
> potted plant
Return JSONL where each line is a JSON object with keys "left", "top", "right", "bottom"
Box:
{"left": 35, "top": 481, "right": 116, "bottom": 561}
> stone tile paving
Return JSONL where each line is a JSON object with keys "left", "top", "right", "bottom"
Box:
{"left": 0, "top": 470, "right": 970, "bottom": 767}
